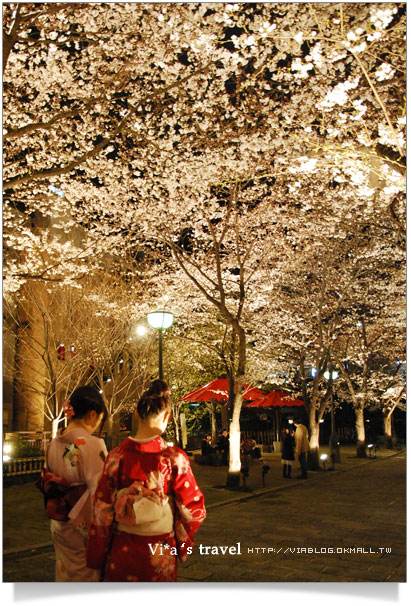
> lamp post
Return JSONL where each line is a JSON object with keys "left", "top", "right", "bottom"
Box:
{"left": 146, "top": 311, "right": 174, "bottom": 380}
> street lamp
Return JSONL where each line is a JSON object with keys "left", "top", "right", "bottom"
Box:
{"left": 146, "top": 311, "right": 174, "bottom": 380}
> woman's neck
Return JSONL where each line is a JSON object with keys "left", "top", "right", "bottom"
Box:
{"left": 134, "top": 424, "right": 162, "bottom": 440}
{"left": 64, "top": 419, "right": 87, "bottom": 433}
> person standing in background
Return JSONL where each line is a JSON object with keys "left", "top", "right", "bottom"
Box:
{"left": 281, "top": 426, "right": 295, "bottom": 478}
{"left": 294, "top": 418, "right": 309, "bottom": 479}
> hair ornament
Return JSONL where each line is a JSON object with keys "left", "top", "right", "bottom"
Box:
{"left": 63, "top": 400, "right": 75, "bottom": 419}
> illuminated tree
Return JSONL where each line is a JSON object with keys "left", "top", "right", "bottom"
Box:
{"left": 3, "top": 3, "right": 406, "bottom": 472}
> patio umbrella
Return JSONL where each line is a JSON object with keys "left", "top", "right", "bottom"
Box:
{"left": 245, "top": 390, "right": 304, "bottom": 442}
{"left": 180, "top": 379, "right": 266, "bottom": 437}
{"left": 245, "top": 390, "right": 304, "bottom": 408}
{"left": 180, "top": 378, "right": 265, "bottom": 403}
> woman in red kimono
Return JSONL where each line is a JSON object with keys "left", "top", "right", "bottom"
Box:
{"left": 86, "top": 380, "right": 206, "bottom": 582}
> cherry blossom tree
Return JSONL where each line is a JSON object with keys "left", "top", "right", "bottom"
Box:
{"left": 254, "top": 245, "right": 348, "bottom": 468}
{"left": 3, "top": 3, "right": 406, "bottom": 472}
{"left": 329, "top": 230, "right": 405, "bottom": 455}
{"left": 4, "top": 3, "right": 405, "bottom": 272}
{"left": 379, "top": 380, "right": 406, "bottom": 449}
{"left": 250, "top": 211, "right": 405, "bottom": 463}
{"left": 164, "top": 330, "right": 225, "bottom": 445}
{"left": 334, "top": 314, "right": 405, "bottom": 454}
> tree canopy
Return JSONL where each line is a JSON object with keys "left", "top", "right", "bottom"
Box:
{"left": 3, "top": 3, "right": 406, "bottom": 458}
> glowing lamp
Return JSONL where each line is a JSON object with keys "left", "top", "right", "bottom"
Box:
{"left": 147, "top": 311, "right": 174, "bottom": 330}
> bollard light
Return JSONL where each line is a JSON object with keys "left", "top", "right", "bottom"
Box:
{"left": 3, "top": 443, "right": 13, "bottom": 463}
{"left": 262, "top": 463, "right": 270, "bottom": 488}
{"left": 241, "top": 464, "right": 249, "bottom": 490}
{"left": 320, "top": 453, "right": 328, "bottom": 472}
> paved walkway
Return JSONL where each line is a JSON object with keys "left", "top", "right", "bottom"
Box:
{"left": 2, "top": 445, "right": 406, "bottom": 582}
{"left": 179, "top": 450, "right": 406, "bottom": 582}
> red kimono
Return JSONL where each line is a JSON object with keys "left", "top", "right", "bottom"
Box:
{"left": 86, "top": 435, "right": 206, "bottom": 582}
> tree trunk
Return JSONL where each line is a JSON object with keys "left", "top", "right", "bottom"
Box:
{"left": 172, "top": 414, "right": 180, "bottom": 446}
{"left": 226, "top": 391, "right": 242, "bottom": 489}
{"left": 171, "top": 402, "right": 181, "bottom": 445}
{"left": 308, "top": 406, "right": 320, "bottom": 470}
{"left": 105, "top": 412, "right": 113, "bottom": 450}
{"left": 3, "top": 32, "right": 14, "bottom": 74}
{"left": 226, "top": 327, "right": 246, "bottom": 489}
{"left": 391, "top": 410, "right": 398, "bottom": 447}
{"left": 210, "top": 401, "right": 217, "bottom": 444}
{"left": 383, "top": 412, "right": 393, "bottom": 449}
{"left": 221, "top": 402, "right": 229, "bottom": 430}
{"left": 355, "top": 406, "right": 367, "bottom": 457}
{"left": 51, "top": 417, "right": 61, "bottom": 439}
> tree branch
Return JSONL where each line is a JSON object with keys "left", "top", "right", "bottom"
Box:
{"left": 4, "top": 59, "right": 214, "bottom": 190}
{"left": 352, "top": 51, "right": 405, "bottom": 158}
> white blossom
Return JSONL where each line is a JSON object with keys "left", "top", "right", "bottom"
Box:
{"left": 375, "top": 62, "right": 395, "bottom": 81}
{"left": 317, "top": 77, "right": 360, "bottom": 110}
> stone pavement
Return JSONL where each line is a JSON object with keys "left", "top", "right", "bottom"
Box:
{"left": 2, "top": 445, "right": 406, "bottom": 582}
{"left": 179, "top": 449, "right": 406, "bottom": 582}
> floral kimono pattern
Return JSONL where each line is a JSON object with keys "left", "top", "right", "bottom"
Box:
{"left": 44, "top": 427, "right": 107, "bottom": 582}
{"left": 86, "top": 436, "right": 206, "bottom": 582}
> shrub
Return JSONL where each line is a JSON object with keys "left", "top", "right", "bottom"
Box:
{"left": 10, "top": 437, "right": 43, "bottom": 458}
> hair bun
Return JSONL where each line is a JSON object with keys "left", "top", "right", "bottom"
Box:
{"left": 137, "top": 381, "right": 172, "bottom": 420}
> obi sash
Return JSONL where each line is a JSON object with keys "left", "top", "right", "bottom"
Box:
{"left": 35, "top": 467, "right": 87, "bottom": 522}
{"left": 114, "top": 481, "right": 174, "bottom": 536}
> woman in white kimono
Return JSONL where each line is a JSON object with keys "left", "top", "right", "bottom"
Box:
{"left": 41, "top": 386, "right": 107, "bottom": 582}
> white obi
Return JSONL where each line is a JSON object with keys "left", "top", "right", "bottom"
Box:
{"left": 117, "top": 495, "right": 174, "bottom": 535}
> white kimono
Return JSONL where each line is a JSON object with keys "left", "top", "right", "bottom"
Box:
{"left": 46, "top": 427, "right": 107, "bottom": 582}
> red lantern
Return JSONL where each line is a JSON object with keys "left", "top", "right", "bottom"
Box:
{"left": 58, "top": 344, "right": 65, "bottom": 360}
{"left": 70, "top": 346, "right": 76, "bottom": 359}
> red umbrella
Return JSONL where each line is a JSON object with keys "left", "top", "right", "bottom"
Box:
{"left": 245, "top": 391, "right": 304, "bottom": 443}
{"left": 245, "top": 390, "right": 304, "bottom": 408}
{"left": 180, "top": 378, "right": 265, "bottom": 402}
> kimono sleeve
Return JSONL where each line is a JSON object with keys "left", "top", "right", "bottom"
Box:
{"left": 171, "top": 449, "right": 206, "bottom": 556}
{"left": 81, "top": 436, "right": 107, "bottom": 494}
{"left": 86, "top": 452, "right": 119, "bottom": 570}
